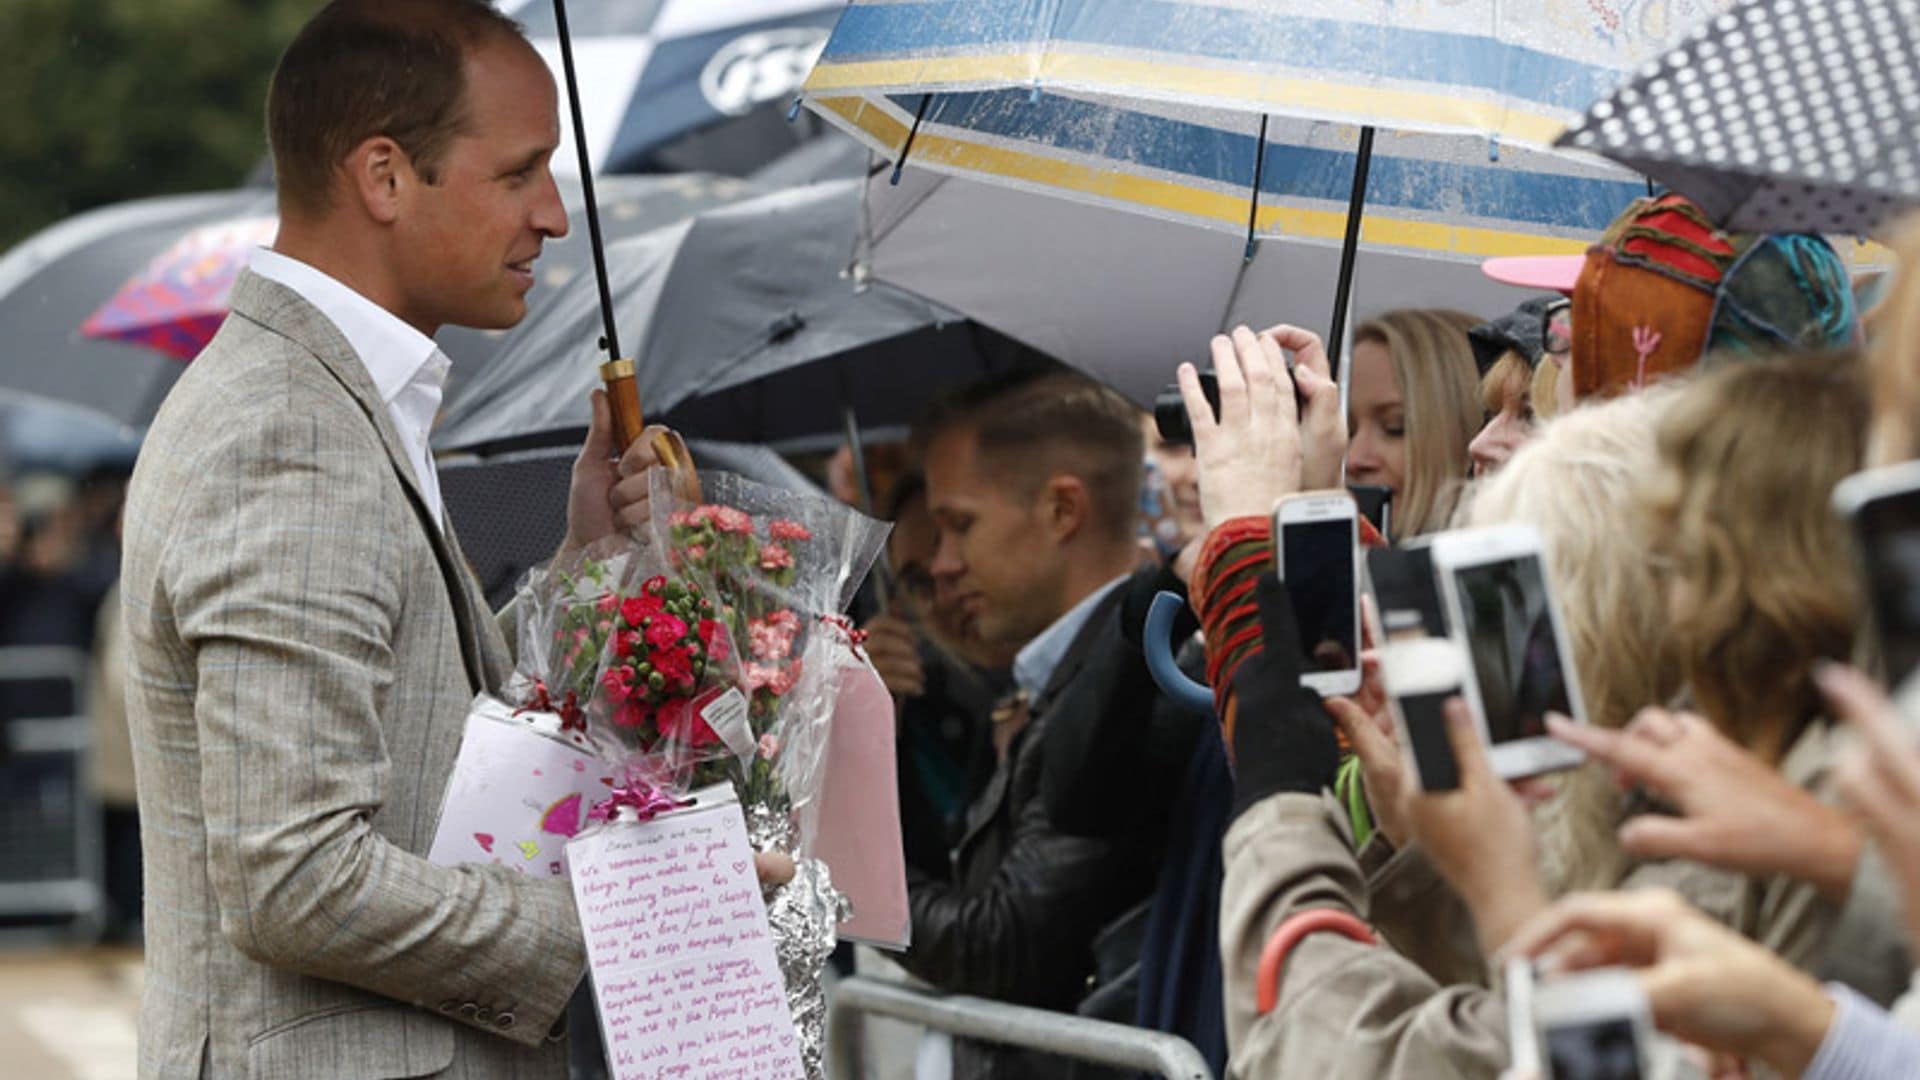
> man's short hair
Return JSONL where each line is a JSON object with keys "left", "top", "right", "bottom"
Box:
{"left": 915, "top": 370, "right": 1145, "bottom": 543}
{"left": 267, "top": 0, "right": 527, "bottom": 219}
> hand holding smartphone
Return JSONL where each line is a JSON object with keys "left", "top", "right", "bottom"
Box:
{"left": 1508, "top": 961, "right": 1657, "bottom": 1080}
{"left": 1429, "top": 524, "right": 1588, "bottom": 781}
{"left": 1272, "top": 491, "right": 1361, "bottom": 696}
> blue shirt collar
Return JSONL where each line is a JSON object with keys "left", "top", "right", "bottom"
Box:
{"left": 1012, "top": 575, "right": 1130, "bottom": 699}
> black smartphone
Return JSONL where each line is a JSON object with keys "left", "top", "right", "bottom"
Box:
{"left": 1835, "top": 463, "right": 1920, "bottom": 688}
{"left": 1349, "top": 483, "right": 1392, "bottom": 537}
{"left": 1364, "top": 543, "right": 1445, "bottom": 639}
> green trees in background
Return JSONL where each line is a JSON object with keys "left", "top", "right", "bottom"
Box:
{"left": 0, "top": 0, "right": 314, "bottom": 251}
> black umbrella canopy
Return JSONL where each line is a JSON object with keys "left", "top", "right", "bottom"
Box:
{"left": 433, "top": 177, "right": 1055, "bottom": 454}
{"left": 1557, "top": 0, "right": 1920, "bottom": 235}
{"left": 0, "top": 188, "right": 275, "bottom": 428}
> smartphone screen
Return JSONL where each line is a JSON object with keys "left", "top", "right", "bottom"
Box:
{"left": 1449, "top": 553, "right": 1572, "bottom": 744}
{"left": 1856, "top": 490, "right": 1920, "bottom": 687}
{"left": 1541, "top": 1017, "right": 1646, "bottom": 1080}
{"left": 1283, "top": 519, "right": 1358, "bottom": 674}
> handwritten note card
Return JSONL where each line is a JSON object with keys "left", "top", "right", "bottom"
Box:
{"left": 567, "top": 787, "right": 804, "bottom": 1080}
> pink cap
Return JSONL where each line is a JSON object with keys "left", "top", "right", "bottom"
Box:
{"left": 1481, "top": 255, "right": 1585, "bottom": 295}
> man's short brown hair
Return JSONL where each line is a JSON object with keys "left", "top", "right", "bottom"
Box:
{"left": 267, "top": 0, "right": 527, "bottom": 218}
{"left": 916, "top": 370, "right": 1145, "bottom": 543}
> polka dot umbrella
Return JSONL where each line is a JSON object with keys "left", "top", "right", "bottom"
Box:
{"left": 1557, "top": 0, "right": 1920, "bottom": 236}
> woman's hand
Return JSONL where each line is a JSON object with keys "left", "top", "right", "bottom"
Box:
{"left": 1822, "top": 662, "right": 1920, "bottom": 948}
{"left": 1179, "top": 326, "right": 1304, "bottom": 531}
{"left": 1260, "top": 324, "right": 1346, "bottom": 492}
{"left": 1546, "top": 709, "right": 1862, "bottom": 903}
{"left": 1508, "top": 889, "right": 1835, "bottom": 1079}
{"left": 1401, "top": 699, "right": 1549, "bottom": 953}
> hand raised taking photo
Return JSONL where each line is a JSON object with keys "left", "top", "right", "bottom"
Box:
{"left": 1508, "top": 888, "right": 1834, "bottom": 1078}
{"left": 1179, "top": 326, "right": 1304, "bottom": 531}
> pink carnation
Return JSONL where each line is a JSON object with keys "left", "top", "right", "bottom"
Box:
{"left": 712, "top": 506, "right": 753, "bottom": 535}
{"left": 600, "top": 666, "right": 634, "bottom": 705}
{"left": 759, "top": 543, "right": 793, "bottom": 572}
{"left": 595, "top": 593, "right": 618, "bottom": 615}
{"left": 769, "top": 519, "right": 811, "bottom": 543}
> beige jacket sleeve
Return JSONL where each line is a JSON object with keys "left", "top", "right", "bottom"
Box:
{"left": 1221, "top": 792, "right": 1511, "bottom": 1079}
{"left": 164, "top": 408, "right": 585, "bottom": 1047}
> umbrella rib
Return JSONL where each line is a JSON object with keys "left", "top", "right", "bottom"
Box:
{"left": 1326, "top": 125, "right": 1377, "bottom": 373}
{"left": 890, "top": 94, "right": 935, "bottom": 186}
{"left": 1244, "top": 114, "right": 1270, "bottom": 262}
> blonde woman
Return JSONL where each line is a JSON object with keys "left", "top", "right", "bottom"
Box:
{"left": 1347, "top": 309, "right": 1484, "bottom": 539}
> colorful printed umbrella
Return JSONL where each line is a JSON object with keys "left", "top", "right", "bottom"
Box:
{"left": 79, "top": 216, "right": 275, "bottom": 361}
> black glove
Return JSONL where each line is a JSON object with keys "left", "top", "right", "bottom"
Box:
{"left": 1230, "top": 571, "right": 1342, "bottom": 820}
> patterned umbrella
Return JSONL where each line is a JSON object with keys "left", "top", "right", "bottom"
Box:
{"left": 1556, "top": 0, "right": 1920, "bottom": 235}
{"left": 797, "top": 0, "right": 1724, "bottom": 365}
{"left": 79, "top": 216, "right": 275, "bottom": 361}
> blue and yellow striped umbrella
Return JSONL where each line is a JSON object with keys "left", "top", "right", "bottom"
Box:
{"left": 798, "top": 0, "right": 1726, "bottom": 263}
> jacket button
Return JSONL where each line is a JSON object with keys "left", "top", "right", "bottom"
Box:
{"left": 495, "top": 1012, "right": 516, "bottom": 1029}
{"left": 438, "top": 1000, "right": 459, "bottom": 1014}
{"left": 475, "top": 1008, "right": 493, "bottom": 1024}
{"left": 459, "top": 1003, "right": 478, "bottom": 1018}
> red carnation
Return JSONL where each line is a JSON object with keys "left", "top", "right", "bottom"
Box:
{"left": 652, "top": 645, "right": 695, "bottom": 689}
{"left": 600, "top": 666, "right": 634, "bottom": 705}
{"left": 644, "top": 613, "right": 690, "bottom": 651}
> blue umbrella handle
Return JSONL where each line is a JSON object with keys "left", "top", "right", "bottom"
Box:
{"left": 1145, "top": 591, "right": 1215, "bottom": 715}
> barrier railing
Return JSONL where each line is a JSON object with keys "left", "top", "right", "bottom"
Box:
{"left": 826, "top": 975, "right": 1214, "bottom": 1079}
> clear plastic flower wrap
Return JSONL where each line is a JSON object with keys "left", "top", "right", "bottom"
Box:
{"left": 644, "top": 469, "right": 890, "bottom": 841}
{"left": 499, "top": 535, "right": 655, "bottom": 746}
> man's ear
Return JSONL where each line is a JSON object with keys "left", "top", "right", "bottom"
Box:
{"left": 342, "top": 135, "right": 407, "bottom": 225}
{"left": 1042, "top": 475, "right": 1091, "bottom": 545}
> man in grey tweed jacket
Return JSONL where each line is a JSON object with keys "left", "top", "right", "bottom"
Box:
{"left": 119, "top": 3, "right": 671, "bottom": 1076}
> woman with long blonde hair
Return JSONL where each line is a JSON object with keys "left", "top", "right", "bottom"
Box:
{"left": 1347, "top": 309, "right": 1484, "bottom": 539}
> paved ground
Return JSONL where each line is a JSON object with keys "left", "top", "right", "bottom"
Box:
{"left": 0, "top": 947, "right": 140, "bottom": 1080}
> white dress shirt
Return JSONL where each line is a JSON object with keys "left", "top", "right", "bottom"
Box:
{"left": 248, "top": 248, "right": 452, "bottom": 527}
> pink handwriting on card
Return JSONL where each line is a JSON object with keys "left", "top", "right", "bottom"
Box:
{"left": 567, "top": 789, "right": 804, "bottom": 1080}
{"left": 810, "top": 658, "right": 911, "bottom": 949}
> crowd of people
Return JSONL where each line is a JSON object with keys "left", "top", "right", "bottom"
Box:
{"left": 854, "top": 192, "right": 1920, "bottom": 1080}
{"left": 25, "top": 2, "right": 1919, "bottom": 1079}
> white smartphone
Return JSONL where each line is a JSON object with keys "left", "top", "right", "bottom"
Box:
{"left": 1429, "top": 524, "right": 1587, "bottom": 780}
{"left": 1834, "top": 460, "right": 1920, "bottom": 690}
{"left": 1379, "top": 637, "right": 1469, "bottom": 792}
{"left": 1272, "top": 491, "right": 1362, "bottom": 696}
{"left": 1530, "top": 968, "right": 1657, "bottom": 1080}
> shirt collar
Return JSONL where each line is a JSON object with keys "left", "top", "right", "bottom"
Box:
{"left": 1012, "top": 575, "right": 1130, "bottom": 699}
{"left": 248, "top": 248, "right": 445, "bottom": 405}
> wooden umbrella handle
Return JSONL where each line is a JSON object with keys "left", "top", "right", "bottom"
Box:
{"left": 599, "top": 357, "right": 700, "bottom": 501}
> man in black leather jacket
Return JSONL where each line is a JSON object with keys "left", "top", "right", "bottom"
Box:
{"left": 897, "top": 370, "right": 1163, "bottom": 1079}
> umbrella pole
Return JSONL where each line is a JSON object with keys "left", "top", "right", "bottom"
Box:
{"left": 840, "top": 402, "right": 894, "bottom": 610}
{"left": 1325, "top": 126, "right": 1376, "bottom": 375}
{"left": 551, "top": 0, "right": 675, "bottom": 467}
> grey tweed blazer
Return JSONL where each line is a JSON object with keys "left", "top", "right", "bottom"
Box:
{"left": 122, "top": 270, "right": 585, "bottom": 1079}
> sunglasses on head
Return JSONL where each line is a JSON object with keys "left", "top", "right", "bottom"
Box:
{"left": 1541, "top": 298, "right": 1573, "bottom": 359}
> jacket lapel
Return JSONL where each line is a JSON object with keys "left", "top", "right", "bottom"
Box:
{"left": 226, "top": 270, "right": 490, "bottom": 696}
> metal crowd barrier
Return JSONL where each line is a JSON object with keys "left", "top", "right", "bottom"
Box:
{"left": 826, "top": 976, "right": 1214, "bottom": 1079}
{"left": 0, "top": 646, "right": 103, "bottom": 943}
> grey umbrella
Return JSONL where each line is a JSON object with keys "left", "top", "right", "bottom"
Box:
{"left": 433, "top": 177, "right": 1052, "bottom": 454}
{"left": 1557, "top": 0, "right": 1920, "bottom": 235}
{"left": 0, "top": 188, "right": 274, "bottom": 428}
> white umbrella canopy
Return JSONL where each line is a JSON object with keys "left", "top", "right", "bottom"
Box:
{"left": 862, "top": 168, "right": 1538, "bottom": 407}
